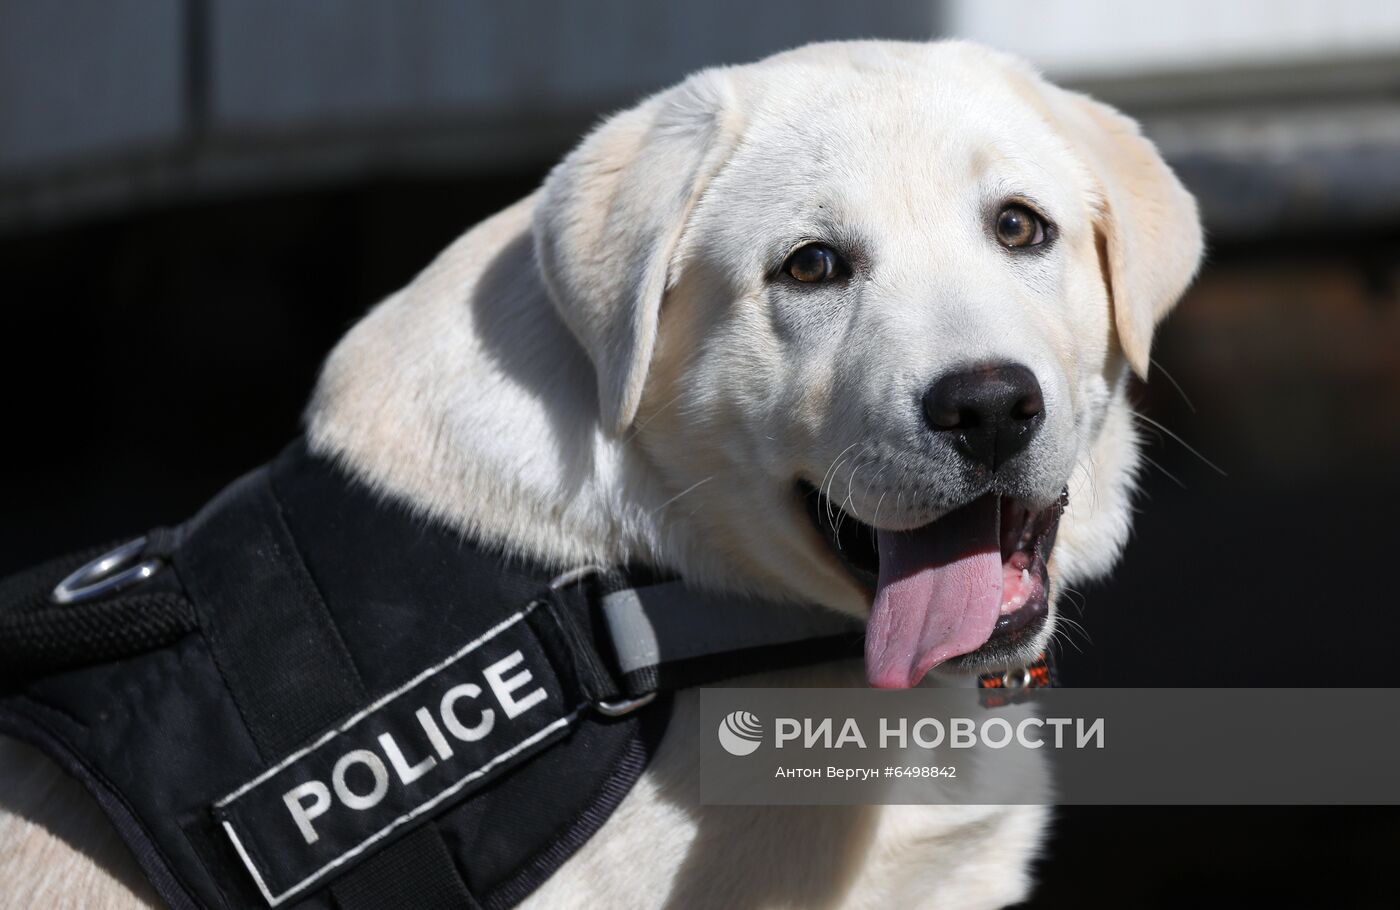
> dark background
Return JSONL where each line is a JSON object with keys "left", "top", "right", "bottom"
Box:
{"left": 3, "top": 2, "right": 1399, "bottom": 906}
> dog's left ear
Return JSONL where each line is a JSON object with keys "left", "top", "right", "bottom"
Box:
{"left": 534, "top": 69, "right": 741, "bottom": 435}
{"left": 1049, "top": 87, "right": 1204, "bottom": 379}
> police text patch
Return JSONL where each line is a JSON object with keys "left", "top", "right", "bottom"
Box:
{"left": 213, "top": 604, "right": 579, "bottom": 906}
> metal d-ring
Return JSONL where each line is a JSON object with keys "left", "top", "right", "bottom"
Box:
{"left": 594, "top": 692, "right": 658, "bottom": 717}
{"left": 548, "top": 565, "right": 605, "bottom": 591}
{"left": 52, "top": 537, "right": 162, "bottom": 605}
{"left": 1001, "top": 665, "right": 1032, "bottom": 692}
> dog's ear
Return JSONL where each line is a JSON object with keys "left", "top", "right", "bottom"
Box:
{"left": 1050, "top": 88, "right": 1203, "bottom": 378}
{"left": 534, "top": 69, "right": 741, "bottom": 434}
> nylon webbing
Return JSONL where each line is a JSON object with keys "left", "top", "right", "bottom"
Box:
{"left": 592, "top": 580, "right": 865, "bottom": 697}
{"left": 0, "top": 544, "right": 196, "bottom": 678}
{"left": 330, "top": 827, "right": 479, "bottom": 910}
{"left": 173, "top": 467, "right": 473, "bottom": 910}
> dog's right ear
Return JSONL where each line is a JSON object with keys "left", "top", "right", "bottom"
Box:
{"left": 534, "top": 70, "right": 741, "bottom": 435}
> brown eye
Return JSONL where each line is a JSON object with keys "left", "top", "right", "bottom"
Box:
{"left": 995, "top": 204, "right": 1047, "bottom": 249}
{"left": 783, "top": 243, "right": 841, "bottom": 283}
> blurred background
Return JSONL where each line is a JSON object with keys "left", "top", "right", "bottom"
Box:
{"left": 1, "top": 0, "right": 1397, "bottom": 905}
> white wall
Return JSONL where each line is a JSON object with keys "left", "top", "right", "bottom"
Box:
{"left": 945, "top": 0, "right": 1400, "bottom": 77}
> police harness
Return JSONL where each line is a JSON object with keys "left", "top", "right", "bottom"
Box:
{"left": 0, "top": 441, "right": 1048, "bottom": 909}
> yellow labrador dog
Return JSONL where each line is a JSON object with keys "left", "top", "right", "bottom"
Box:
{"left": 1, "top": 40, "right": 1200, "bottom": 909}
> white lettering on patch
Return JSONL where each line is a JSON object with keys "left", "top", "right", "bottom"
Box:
{"left": 214, "top": 604, "right": 579, "bottom": 908}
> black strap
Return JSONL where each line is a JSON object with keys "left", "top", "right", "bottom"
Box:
{"left": 176, "top": 468, "right": 368, "bottom": 755}
{"left": 331, "top": 827, "right": 478, "bottom": 910}
{"left": 618, "top": 634, "right": 864, "bottom": 696}
{"left": 549, "top": 572, "right": 866, "bottom": 704}
{"left": 174, "top": 467, "right": 473, "bottom": 910}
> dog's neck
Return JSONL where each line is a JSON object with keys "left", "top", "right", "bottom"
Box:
{"left": 306, "top": 196, "right": 680, "bottom": 574}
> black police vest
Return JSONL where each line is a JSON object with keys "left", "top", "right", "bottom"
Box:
{"left": 0, "top": 441, "right": 869, "bottom": 909}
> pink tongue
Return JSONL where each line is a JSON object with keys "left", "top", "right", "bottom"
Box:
{"left": 865, "top": 494, "right": 1003, "bottom": 688}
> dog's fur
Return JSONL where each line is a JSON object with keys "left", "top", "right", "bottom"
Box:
{"left": 0, "top": 41, "right": 1201, "bottom": 908}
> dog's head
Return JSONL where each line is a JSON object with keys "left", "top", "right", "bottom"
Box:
{"left": 534, "top": 41, "right": 1202, "bottom": 687}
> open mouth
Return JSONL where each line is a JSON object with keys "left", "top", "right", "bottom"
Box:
{"left": 800, "top": 481, "right": 1065, "bottom": 687}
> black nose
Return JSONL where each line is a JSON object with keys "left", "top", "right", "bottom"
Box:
{"left": 922, "top": 363, "right": 1045, "bottom": 470}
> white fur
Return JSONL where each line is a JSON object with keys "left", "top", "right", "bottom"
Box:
{"left": 0, "top": 40, "right": 1201, "bottom": 908}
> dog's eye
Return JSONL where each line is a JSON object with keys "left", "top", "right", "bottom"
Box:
{"left": 995, "top": 204, "right": 1047, "bottom": 249}
{"left": 783, "top": 243, "right": 842, "bottom": 283}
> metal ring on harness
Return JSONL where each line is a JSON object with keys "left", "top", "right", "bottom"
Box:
{"left": 1001, "top": 665, "right": 1032, "bottom": 692}
{"left": 52, "top": 537, "right": 162, "bottom": 605}
{"left": 594, "top": 691, "right": 657, "bottom": 717}
{"left": 548, "top": 564, "right": 604, "bottom": 592}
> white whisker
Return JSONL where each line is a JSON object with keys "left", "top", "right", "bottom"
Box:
{"left": 651, "top": 476, "right": 714, "bottom": 514}
{"left": 1149, "top": 357, "right": 1197, "bottom": 414}
{"left": 836, "top": 458, "right": 870, "bottom": 540}
{"left": 1139, "top": 453, "right": 1186, "bottom": 490}
{"left": 819, "top": 443, "right": 861, "bottom": 530}
{"left": 1133, "top": 411, "right": 1227, "bottom": 477}
{"left": 623, "top": 388, "right": 687, "bottom": 444}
